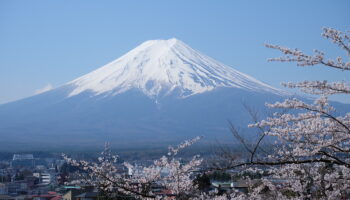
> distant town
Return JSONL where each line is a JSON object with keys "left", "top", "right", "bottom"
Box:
{"left": 0, "top": 150, "right": 250, "bottom": 200}
{"left": 0, "top": 145, "right": 270, "bottom": 200}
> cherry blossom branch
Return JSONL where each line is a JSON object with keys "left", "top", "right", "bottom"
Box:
{"left": 322, "top": 27, "right": 350, "bottom": 56}
{"left": 265, "top": 28, "right": 350, "bottom": 71}
{"left": 282, "top": 81, "right": 350, "bottom": 95}
{"left": 207, "top": 157, "right": 349, "bottom": 172}
{"left": 317, "top": 150, "right": 349, "bottom": 167}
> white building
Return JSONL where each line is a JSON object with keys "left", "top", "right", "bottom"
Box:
{"left": 40, "top": 173, "right": 51, "bottom": 185}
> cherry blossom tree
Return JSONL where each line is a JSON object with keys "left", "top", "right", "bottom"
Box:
{"left": 63, "top": 137, "right": 205, "bottom": 199}
{"left": 221, "top": 27, "right": 350, "bottom": 199}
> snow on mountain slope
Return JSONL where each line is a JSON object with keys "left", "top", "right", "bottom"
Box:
{"left": 67, "top": 38, "right": 283, "bottom": 98}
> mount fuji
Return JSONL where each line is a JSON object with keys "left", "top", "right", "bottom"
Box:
{"left": 67, "top": 38, "right": 283, "bottom": 98}
{"left": 0, "top": 39, "right": 287, "bottom": 150}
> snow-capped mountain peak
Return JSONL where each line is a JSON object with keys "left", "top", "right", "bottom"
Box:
{"left": 67, "top": 38, "right": 283, "bottom": 98}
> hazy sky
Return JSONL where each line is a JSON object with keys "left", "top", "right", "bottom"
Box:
{"left": 0, "top": 0, "right": 349, "bottom": 104}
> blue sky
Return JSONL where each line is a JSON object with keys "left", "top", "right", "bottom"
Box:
{"left": 0, "top": 0, "right": 349, "bottom": 104}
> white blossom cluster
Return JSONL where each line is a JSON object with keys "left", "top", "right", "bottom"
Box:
{"left": 63, "top": 138, "right": 207, "bottom": 199}
{"left": 236, "top": 27, "right": 350, "bottom": 199}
